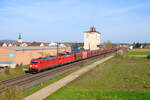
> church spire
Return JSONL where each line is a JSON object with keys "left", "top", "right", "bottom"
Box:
{"left": 18, "top": 33, "right": 22, "bottom": 43}
{"left": 18, "top": 33, "right": 22, "bottom": 39}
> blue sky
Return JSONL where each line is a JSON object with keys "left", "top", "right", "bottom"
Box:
{"left": 0, "top": 0, "right": 150, "bottom": 43}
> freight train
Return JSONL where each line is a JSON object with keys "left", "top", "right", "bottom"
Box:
{"left": 29, "top": 47, "right": 120, "bottom": 73}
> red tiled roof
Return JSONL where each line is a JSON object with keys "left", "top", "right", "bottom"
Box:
{"left": 64, "top": 43, "right": 71, "bottom": 47}
{"left": 30, "top": 42, "right": 41, "bottom": 46}
{"left": 0, "top": 42, "right": 4, "bottom": 46}
{"left": 42, "top": 43, "right": 49, "bottom": 46}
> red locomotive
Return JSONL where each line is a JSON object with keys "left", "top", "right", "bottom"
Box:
{"left": 29, "top": 47, "right": 120, "bottom": 73}
{"left": 29, "top": 54, "right": 75, "bottom": 73}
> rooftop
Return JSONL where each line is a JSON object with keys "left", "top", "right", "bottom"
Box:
{"left": 0, "top": 46, "right": 69, "bottom": 51}
{"left": 84, "top": 26, "right": 101, "bottom": 34}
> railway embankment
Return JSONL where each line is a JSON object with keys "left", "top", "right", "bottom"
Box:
{"left": 25, "top": 55, "right": 114, "bottom": 100}
{"left": 0, "top": 65, "right": 28, "bottom": 82}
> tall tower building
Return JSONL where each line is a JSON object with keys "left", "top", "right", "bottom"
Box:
{"left": 84, "top": 27, "right": 101, "bottom": 50}
{"left": 18, "top": 33, "right": 22, "bottom": 43}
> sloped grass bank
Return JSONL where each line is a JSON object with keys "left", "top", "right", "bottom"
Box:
{"left": 45, "top": 57, "right": 150, "bottom": 100}
{"left": 46, "top": 89, "right": 150, "bottom": 100}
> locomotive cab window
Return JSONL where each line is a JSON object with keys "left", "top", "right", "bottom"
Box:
{"left": 31, "top": 61, "right": 38, "bottom": 64}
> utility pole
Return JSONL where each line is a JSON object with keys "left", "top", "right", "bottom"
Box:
{"left": 89, "top": 43, "right": 90, "bottom": 51}
{"left": 57, "top": 42, "right": 59, "bottom": 56}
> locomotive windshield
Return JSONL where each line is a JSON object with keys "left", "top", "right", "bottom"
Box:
{"left": 31, "top": 61, "right": 38, "bottom": 64}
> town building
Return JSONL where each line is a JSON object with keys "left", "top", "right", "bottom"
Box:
{"left": 49, "top": 42, "right": 57, "bottom": 47}
{"left": 0, "top": 46, "right": 70, "bottom": 68}
{"left": 84, "top": 27, "right": 101, "bottom": 50}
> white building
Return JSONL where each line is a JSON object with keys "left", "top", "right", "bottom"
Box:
{"left": 129, "top": 45, "right": 133, "bottom": 50}
{"left": 2, "top": 43, "right": 8, "bottom": 47}
{"left": 20, "top": 43, "right": 28, "bottom": 47}
{"left": 0, "top": 61, "right": 16, "bottom": 68}
{"left": 49, "top": 42, "right": 57, "bottom": 47}
{"left": 84, "top": 27, "right": 101, "bottom": 50}
{"left": 59, "top": 43, "right": 66, "bottom": 48}
{"left": 2, "top": 43, "right": 12, "bottom": 47}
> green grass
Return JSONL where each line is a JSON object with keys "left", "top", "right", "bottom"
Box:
{"left": 23, "top": 71, "right": 74, "bottom": 97}
{"left": 23, "top": 55, "right": 108, "bottom": 97}
{"left": 46, "top": 89, "right": 150, "bottom": 100}
{"left": 0, "top": 65, "right": 29, "bottom": 81}
{"left": 45, "top": 56, "right": 150, "bottom": 100}
{"left": 128, "top": 51, "right": 150, "bottom": 55}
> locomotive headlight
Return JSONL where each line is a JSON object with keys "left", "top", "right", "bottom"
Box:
{"left": 35, "top": 65, "right": 38, "bottom": 67}
{"left": 30, "top": 65, "right": 32, "bottom": 68}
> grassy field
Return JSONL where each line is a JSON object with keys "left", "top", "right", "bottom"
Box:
{"left": 45, "top": 56, "right": 150, "bottom": 100}
{"left": 0, "top": 65, "right": 28, "bottom": 81}
{"left": 128, "top": 49, "right": 150, "bottom": 58}
{"left": 131, "top": 49, "right": 150, "bottom": 52}
{"left": 128, "top": 51, "right": 150, "bottom": 55}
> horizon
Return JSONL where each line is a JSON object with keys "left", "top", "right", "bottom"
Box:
{"left": 1, "top": 38, "right": 150, "bottom": 44}
{"left": 0, "top": 0, "right": 150, "bottom": 43}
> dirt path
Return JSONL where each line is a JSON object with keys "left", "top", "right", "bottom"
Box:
{"left": 25, "top": 56, "right": 114, "bottom": 100}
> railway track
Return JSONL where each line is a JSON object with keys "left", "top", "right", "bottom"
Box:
{"left": 0, "top": 52, "right": 115, "bottom": 92}
{"left": 1, "top": 73, "right": 32, "bottom": 85}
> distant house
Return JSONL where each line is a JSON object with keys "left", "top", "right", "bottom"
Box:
{"left": 12, "top": 42, "right": 31, "bottom": 47}
{"left": 8, "top": 43, "right": 12, "bottom": 47}
{"left": 15, "top": 42, "right": 23, "bottom": 47}
{"left": 64, "top": 43, "right": 71, "bottom": 48}
{"left": 49, "top": 42, "right": 57, "bottom": 47}
{"left": 48, "top": 42, "right": 69, "bottom": 48}
{"left": 40, "top": 43, "right": 49, "bottom": 46}
{"left": 140, "top": 45, "right": 144, "bottom": 49}
{"left": 20, "top": 43, "right": 28, "bottom": 47}
{"left": 59, "top": 43, "right": 66, "bottom": 48}
{"left": 1, "top": 42, "right": 13, "bottom": 47}
{"left": 29, "top": 42, "right": 49, "bottom": 47}
{"left": 145, "top": 45, "right": 150, "bottom": 48}
{"left": 11, "top": 43, "right": 17, "bottom": 47}
{"left": 30, "top": 42, "right": 41, "bottom": 46}
{"left": 26, "top": 42, "right": 31, "bottom": 46}
{"left": 2, "top": 43, "right": 8, "bottom": 47}
{"left": 0, "top": 42, "right": 71, "bottom": 47}
{"left": 129, "top": 45, "right": 133, "bottom": 50}
{"left": 0, "top": 42, "right": 4, "bottom": 47}
{"left": 40, "top": 43, "right": 44, "bottom": 47}
{"left": 0, "top": 42, "right": 17, "bottom": 47}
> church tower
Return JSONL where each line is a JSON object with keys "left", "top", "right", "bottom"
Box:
{"left": 84, "top": 27, "right": 101, "bottom": 50}
{"left": 18, "top": 33, "right": 22, "bottom": 43}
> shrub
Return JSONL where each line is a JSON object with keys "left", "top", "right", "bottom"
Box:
{"left": 115, "top": 52, "right": 122, "bottom": 58}
{"left": 4, "top": 68, "right": 11, "bottom": 75}
{"left": 16, "top": 64, "right": 19, "bottom": 67}
{"left": 147, "top": 55, "right": 150, "bottom": 59}
{"left": 0, "top": 85, "right": 24, "bottom": 100}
